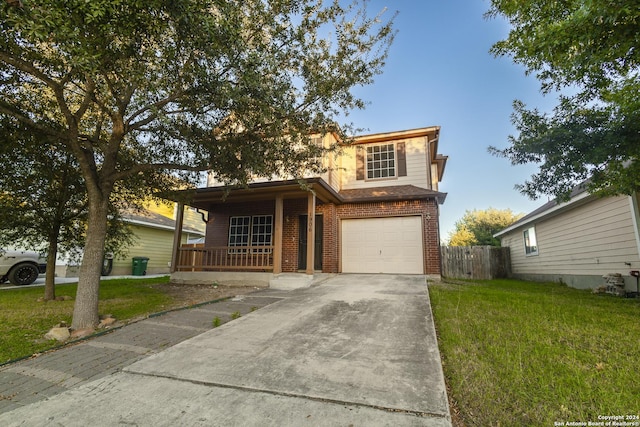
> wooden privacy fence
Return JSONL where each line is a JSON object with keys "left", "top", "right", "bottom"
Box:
{"left": 441, "top": 246, "right": 511, "bottom": 280}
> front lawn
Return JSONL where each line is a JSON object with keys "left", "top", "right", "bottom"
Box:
{"left": 0, "top": 276, "right": 174, "bottom": 364}
{"left": 429, "top": 279, "right": 640, "bottom": 426}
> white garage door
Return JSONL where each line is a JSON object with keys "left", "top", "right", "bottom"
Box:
{"left": 341, "top": 216, "right": 424, "bottom": 274}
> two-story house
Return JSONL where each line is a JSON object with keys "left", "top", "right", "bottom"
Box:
{"left": 169, "top": 126, "right": 448, "bottom": 287}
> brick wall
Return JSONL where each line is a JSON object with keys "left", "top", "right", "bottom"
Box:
{"left": 318, "top": 203, "right": 338, "bottom": 273}
{"left": 336, "top": 199, "right": 441, "bottom": 275}
{"left": 205, "top": 201, "right": 275, "bottom": 247}
{"left": 203, "top": 197, "right": 442, "bottom": 275}
{"left": 282, "top": 199, "right": 305, "bottom": 272}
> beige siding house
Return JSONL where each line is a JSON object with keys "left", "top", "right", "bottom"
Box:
{"left": 495, "top": 186, "right": 640, "bottom": 291}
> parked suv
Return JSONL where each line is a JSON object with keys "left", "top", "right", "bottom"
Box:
{"left": 0, "top": 249, "right": 47, "bottom": 286}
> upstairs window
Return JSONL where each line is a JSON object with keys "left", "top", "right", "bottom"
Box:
{"left": 523, "top": 226, "right": 538, "bottom": 256}
{"left": 366, "top": 143, "right": 396, "bottom": 179}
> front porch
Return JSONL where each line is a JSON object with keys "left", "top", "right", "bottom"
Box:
{"left": 170, "top": 179, "right": 341, "bottom": 284}
{"left": 176, "top": 245, "right": 274, "bottom": 272}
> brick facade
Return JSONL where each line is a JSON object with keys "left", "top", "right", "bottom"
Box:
{"left": 204, "top": 197, "right": 442, "bottom": 275}
{"left": 204, "top": 201, "right": 275, "bottom": 247}
{"left": 335, "top": 199, "right": 441, "bottom": 275}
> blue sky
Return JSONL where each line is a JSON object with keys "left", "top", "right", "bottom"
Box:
{"left": 344, "top": 0, "right": 560, "bottom": 240}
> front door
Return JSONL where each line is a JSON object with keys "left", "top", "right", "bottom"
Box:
{"left": 298, "top": 215, "right": 323, "bottom": 270}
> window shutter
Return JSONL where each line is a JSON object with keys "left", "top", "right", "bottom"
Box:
{"left": 397, "top": 142, "right": 407, "bottom": 177}
{"left": 356, "top": 148, "right": 365, "bottom": 180}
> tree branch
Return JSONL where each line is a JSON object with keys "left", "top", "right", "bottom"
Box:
{"left": 74, "top": 75, "right": 95, "bottom": 121}
{"left": 0, "top": 102, "right": 66, "bottom": 138}
{"left": 0, "top": 52, "right": 58, "bottom": 89}
{"left": 112, "top": 161, "right": 210, "bottom": 182}
{"left": 126, "top": 91, "right": 187, "bottom": 131}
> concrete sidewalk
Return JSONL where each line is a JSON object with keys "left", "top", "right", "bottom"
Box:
{"left": 0, "top": 274, "right": 451, "bottom": 426}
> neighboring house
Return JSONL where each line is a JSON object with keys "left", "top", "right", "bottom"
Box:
{"left": 56, "top": 203, "right": 205, "bottom": 277}
{"left": 170, "top": 126, "right": 448, "bottom": 286}
{"left": 495, "top": 184, "right": 640, "bottom": 291}
{"left": 111, "top": 208, "right": 205, "bottom": 276}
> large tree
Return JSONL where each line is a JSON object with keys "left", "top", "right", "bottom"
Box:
{"left": 0, "top": 0, "right": 394, "bottom": 329}
{"left": 447, "top": 208, "right": 523, "bottom": 247}
{"left": 0, "top": 117, "right": 134, "bottom": 301}
{"left": 487, "top": 0, "right": 640, "bottom": 200}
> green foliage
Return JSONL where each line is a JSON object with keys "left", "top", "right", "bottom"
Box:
{"left": 0, "top": 121, "right": 87, "bottom": 255}
{"left": 230, "top": 311, "right": 242, "bottom": 320}
{"left": 0, "top": 0, "right": 395, "bottom": 328}
{"left": 212, "top": 316, "right": 221, "bottom": 328}
{"left": 447, "top": 208, "right": 523, "bottom": 246}
{"left": 430, "top": 279, "right": 640, "bottom": 425}
{"left": 0, "top": 118, "right": 135, "bottom": 299}
{"left": 487, "top": 1, "right": 640, "bottom": 199}
{"left": 0, "top": 125, "right": 135, "bottom": 259}
{"left": 447, "top": 226, "right": 475, "bottom": 247}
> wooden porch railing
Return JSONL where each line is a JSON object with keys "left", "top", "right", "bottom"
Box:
{"left": 176, "top": 246, "right": 274, "bottom": 272}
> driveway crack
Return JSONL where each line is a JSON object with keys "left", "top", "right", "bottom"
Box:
{"left": 124, "top": 370, "right": 450, "bottom": 420}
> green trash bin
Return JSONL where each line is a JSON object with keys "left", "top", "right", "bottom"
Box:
{"left": 131, "top": 257, "right": 149, "bottom": 276}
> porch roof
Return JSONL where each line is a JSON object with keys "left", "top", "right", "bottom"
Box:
{"left": 339, "top": 185, "right": 447, "bottom": 204}
{"left": 177, "top": 179, "right": 447, "bottom": 210}
{"left": 183, "top": 178, "right": 342, "bottom": 209}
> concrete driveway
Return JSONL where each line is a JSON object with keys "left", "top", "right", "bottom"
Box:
{"left": 0, "top": 274, "right": 451, "bottom": 426}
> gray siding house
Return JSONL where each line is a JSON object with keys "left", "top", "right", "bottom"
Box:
{"left": 495, "top": 185, "right": 640, "bottom": 291}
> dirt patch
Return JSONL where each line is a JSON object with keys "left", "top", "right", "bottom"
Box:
{"left": 152, "top": 283, "right": 263, "bottom": 308}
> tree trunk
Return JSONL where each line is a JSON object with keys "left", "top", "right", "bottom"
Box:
{"left": 44, "top": 238, "right": 58, "bottom": 301}
{"left": 71, "top": 196, "right": 109, "bottom": 330}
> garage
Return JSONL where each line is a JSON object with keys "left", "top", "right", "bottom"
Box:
{"left": 341, "top": 216, "right": 424, "bottom": 274}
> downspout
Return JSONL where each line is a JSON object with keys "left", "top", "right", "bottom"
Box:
{"left": 629, "top": 193, "right": 640, "bottom": 262}
{"left": 426, "top": 135, "right": 432, "bottom": 190}
{"left": 436, "top": 201, "right": 443, "bottom": 278}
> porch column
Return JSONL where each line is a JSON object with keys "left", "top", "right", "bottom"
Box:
{"left": 306, "top": 191, "right": 316, "bottom": 275}
{"left": 170, "top": 201, "right": 185, "bottom": 273}
{"left": 273, "top": 194, "right": 283, "bottom": 274}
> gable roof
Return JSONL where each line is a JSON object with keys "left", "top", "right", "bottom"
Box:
{"left": 494, "top": 183, "right": 594, "bottom": 238}
{"left": 122, "top": 209, "right": 204, "bottom": 235}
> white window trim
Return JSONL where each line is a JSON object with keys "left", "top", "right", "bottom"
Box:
{"left": 228, "top": 215, "right": 273, "bottom": 254}
{"left": 523, "top": 226, "right": 538, "bottom": 256}
{"left": 309, "top": 136, "right": 325, "bottom": 168}
{"left": 228, "top": 216, "right": 251, "bottom": 254}
{"left": 250, "top": 215, "right": 273, "bottom": 253}
{"left": 366, "top": 143, "right": 396, "bottom": 180}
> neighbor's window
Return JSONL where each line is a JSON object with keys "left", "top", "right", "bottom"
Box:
{"left": 523, "top": 226, "right": 538, "bottom": 256}
{"left": 366, "top": 143, "right": 395, "bottom": 179}
{"left": 228, "top": 215, "right": 273, "bottom": 253}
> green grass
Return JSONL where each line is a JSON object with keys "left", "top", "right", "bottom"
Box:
{"left": 0, "top": 276, "right": 172, "bottom": 364}
{"left": 212, "top": 316, "right": 221, "bottom": 327}
{"left": 429, "top": 279, "right": 640, "bottom": 426}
